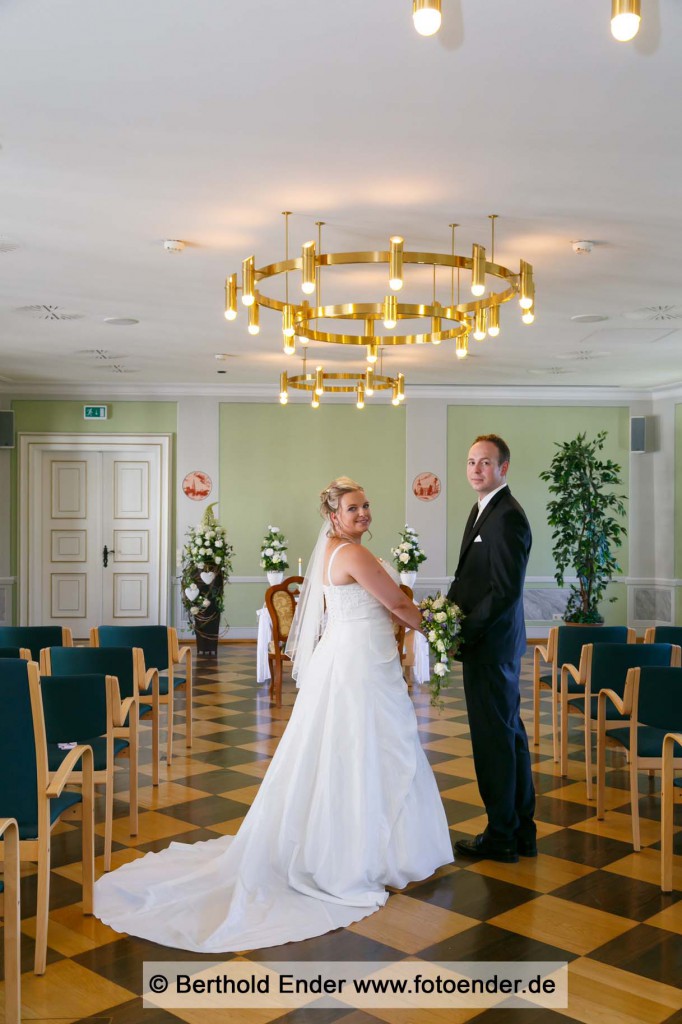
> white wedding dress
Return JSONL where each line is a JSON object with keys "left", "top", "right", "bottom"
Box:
{"left": 94, "top": 546, "right": 453, "bottom": 952}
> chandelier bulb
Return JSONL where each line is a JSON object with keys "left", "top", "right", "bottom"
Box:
{"left": 413, "top": 0, "right": 442, "bottom": 36}
{"left": 471, "top": 243, "right": 486, "bottom": 298}
{"left": 283, "top": 334, "right": 296, "bottom": 356}
{"left": 356, "top": 382, "right": 365, "bottom": 410}
{"left": 311, "top": 392, "right": 320, "bottom": 409}
{"left": 315, "top": 366, "right": 324, "bottom": 396}
{"left": 473, "top": 307, "right": 487, "bottom": 341}
{"left": 279, "top": 393, "right": 288, "bottom": 405}
{"left": 522, "top": 304, "right": 535, "bottom": 325}
{"left": 456, "top": 334, "right": 469, "bottom": 359}
{"left": 611, "top": 0, "right": 640, "bottom": 40}
{"left": 488, "top": 305, "right": 500, "bottom": 337}
{"left": 383, "top": 294, "right": 398, "bottom": 329}
{"left": 365, "top": 367, "right": 375, "bottom": 396}
{"left": 301, "top": 241, "right": 316, "bottom": 294}
{"left": 397, "top": 373, "right": 405, "bottom": 402}
{"left": 519, "top": 260, "right": 535, "bottom": 310}
{"left": 282, "top": 304, "right": 296, "bottom": 337}
{"left": 389, "top": 236, "right": 404, "bottom": 291}
{"left": 241, "top": 256, "right": 255, "bottom": 306}
{"left": 367, "top": 343, "right": 378, "bottom": 364}
{"left": 391, "top": 382, "right": 400, "bottom": 406}
{"left": 248, "top": 303, "right": 260, "bottom": 335}
{"left": 224, "top": 273, "right": 238, "bottom": 320}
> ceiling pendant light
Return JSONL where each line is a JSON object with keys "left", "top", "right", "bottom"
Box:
{"left": 224, "top": 274, "right": 238, "bottom": 320}
{"left": 391, "top": 382, "right": 400, "bottom": 406}
{"left": 301, "top": 241, "right": 316, "bottom": 294}
{"left": 241, "top": 256, "right": 255, "bottom": 306}
{"left": 389, "top": 236, "right": 404, "bottom": 290}
{"left": 611, "top": 0, "right": 641, "bottom": 40}
{"left": 522, "top": 303, "right": 535, "bottom": 325}
{"left": 283, "top": 333, "right": 296, "bottom": 355}
{"left": 413, "top": 0, "right": 442, "bottom": 36}
{"left": 383, "top": 294, "right": 397, "bottom": 329}
{"left": 471, "top": 243, "right": 486, "bottom": 297}
{"left": 315, "top": 366, "right": 324, "bottom": 396}
{"left": 397, "top": 373, "right": 405, "bottom": 402}
{"left": 365, "top": 367, "right": 375, "bottom": 396}
{"left": 248, "top": 302, "right": 260, "bottom": 335}
{"left": 456, "top": 334, "right": 469, "bottom": 359}
{"left": 367, "top": 342, "right": 379, "bottom": 364}
{"left": 473, "top": 308, "right": 487, "bottom": 341}
{"left": 488, "top": 304, "right": 500, "bottom": 337}
{"left": 519, "top": 260, "right": 535, "bottom": 310}
{"left": 356, "top": 382, "right": 365, "bottom": 409}
{"left": 279, "top": 372, "right": 289, "bottom": 405}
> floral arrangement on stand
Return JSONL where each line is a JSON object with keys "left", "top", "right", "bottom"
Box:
{"left": 419, "top": 593, "right": 464, "bottom": 705}
{"left": 391, "top": 525, "right": 427, "bottom": 584}
{"left": 260, "top": 526, "right": 289, "bottom": 582}
{"left": 181, "top": 503, "right": 234, "bottom": 652}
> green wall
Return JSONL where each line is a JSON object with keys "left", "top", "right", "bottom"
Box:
{"left": 220, "top": 404, "right": 406, "bottom": 627}
{"left": 446, "top": 405, "right": 630, "bottom": 624}
{"left": 676, "top": 403, "right": 682, "bottom": 589}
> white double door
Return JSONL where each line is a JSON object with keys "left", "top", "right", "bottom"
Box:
{"left": 21, "top": 435, "right": 171, "bottom": 636}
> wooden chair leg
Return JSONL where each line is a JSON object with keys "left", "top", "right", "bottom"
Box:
{"left": 166, "top": 684, "right": 174, "bottom": 768}
{"left": 129, "top": 714, "right": 139, "bottom": 837}
{"left": 81, "top": 761, "right": 95, "bottom": 915}
{"left": 596, "top": 709, "right": 606, "bottom": 821}
{"left": 1, "top": 821, "right": 20, "bottom": 1024}
{"left": 585, "top": 713, "right": 594, "bottom": 800}
{"left": 151, "top": 679, "right": 160, "bottom": 787}
{"left": 184, "top": 658, "right": 193, "bottom": 749}
{"left": 630, "top": 753, "right": 641, "bottom": 852}
{"left": 662, "top": 737, "right": 675, "bottom": 892}
{"left": 560, "top": 679, "right": 569, "bottom": 778}
{"left": 551, "top": 676, "right": 559, "bottom": 763}
{"left": 274, "top": 655, "right": 283, "bottom": 707}
{"left": 532, "top": 671, "right": 540, "bottom": 749}
{"left": 34, "top": 822, "right": 50, "bottom": 975}
{"left": 104, "top": 746, "right": 114, "bottom": 873}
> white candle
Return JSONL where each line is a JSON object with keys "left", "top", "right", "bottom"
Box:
{"left": 298, "top": 557, "right": 303, "bottom": 576}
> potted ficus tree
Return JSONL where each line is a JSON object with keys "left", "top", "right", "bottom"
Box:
{"left": 539, "top": 431, "right": 627, "bottom": 623}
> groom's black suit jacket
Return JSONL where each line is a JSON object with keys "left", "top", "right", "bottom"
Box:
{"left": 447, "top": 487, "right": 531, "bottom": 665}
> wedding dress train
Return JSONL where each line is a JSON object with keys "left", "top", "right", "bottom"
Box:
{"left": 94, "top": 548, "right": 453, "bottom": 952}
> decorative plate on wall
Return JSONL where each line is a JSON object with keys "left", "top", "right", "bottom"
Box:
{"left": 413, "top": 472, "right": 441, "bottom": 501}
{"left": 182, "top": 471, "right": 212, "bottom": 501}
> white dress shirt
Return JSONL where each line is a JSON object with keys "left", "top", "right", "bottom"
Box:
{"left": 474, "top": 482, "right": 508, "bottom": 523}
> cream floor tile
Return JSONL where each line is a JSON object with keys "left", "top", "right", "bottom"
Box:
{"left": 422, "top": 737, "right": 473, "bottom": 756}
{"left": 54, "top": 847, "right": 146, "bottom": 884}
{"left": 15, "top": 960, "right": 134, "bottom": 1021}
{"left": 450, "top": 813, "right": 489, "bottom": 836}
{"left": 206, "top": 816, "right": 246, "bottom": 835}
{"left": 21, "top": 902, "right": 120, "bottom": 956}
{"left": 489, "top": 894, "right": 636, "bottom": 955}
{"left": 229, "top": 760, "right": 272, "bottom": 779}
{"left": 557, "top": 956, "right": 682, "bottom": 1024}
{"left": 439, "top": 781, "right": 483, "bottom": 806}
{"left": 645, "top": 900, "right": 682, "bottom": 934}
{"left": 237, "top": 738, "right": 281, "bottom": 756}
{"left": 348, "top": 894, "right": 478, "bottom": 953}
{"left": 604, "top": 847, "right": 682, "bottom": 886}
{"left": 543, "top": 782, "right": 630, "bottom": 809}
{"left": 95, "top": 810, "right": 198, "bottom": 846}
{"left": 466, "top": 853, "right": 595, "bottom": 894}
{"left": 432, "top": 758, "right": 480, "bottom": 780}
{"left": 570, "top": 810, "right": 662, "bottom": 846}
{"left": 417, "top": 719, "right": 471, "bottom": 737}
{"left": 117, "top": 781, "right": 215, "bottom": 810}
{"left": 138, "top": 760, "right": 220, "bottom": 780}
{"left": 219, "top": 784, "right": 261, "bottom": 805}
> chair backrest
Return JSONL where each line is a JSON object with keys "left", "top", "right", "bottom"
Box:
{"left": 265, "top": 577, "right": 304, "bottom": 646}
{"left": 0, "top": 659, "right": 46, "bottom": 828}
{"left": 41, "top": 674, "right": 109, "bottom": 743}
{"left": 95, "top": 625, "right": 170, "bottom": 671}
{"left": 635, "top": 667, "right": 682, "bottom": 731}
{"left": 644, "top": 626, "right": 682, "bottom": 647}
{"left": 0, "top": 647, "right": 24, "bottom": 659}
{"left": 556, "top": 625, "right": 631, "bottom": 669}
{"left": 0, "top": 626, "right": 72, "bottom": 663}
{"left": 45, "top": 646, "right": 140, "bottom": 700}
{"left": 591, "top": 642, "right": 675, "bottom": 698}
{"left": 393, "top": 584, "right": 413, "bottom": 658}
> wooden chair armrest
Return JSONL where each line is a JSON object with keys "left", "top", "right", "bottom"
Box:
{"left": 176, "top": 646, "right": 192, "bottom": 665}
{"left": 597, "top": 688, "right": 626, "bottom": 716}
{"left": 561, "top": 663, "right": 582, "bottom": 687}
{"left": 141, "top": 667, "right": 159, "bottom": 693}
{"left": 0, "top": 817, "right": 19, "bottom": 842}
{"left": 47, "top": 744, "right": 94, "bottom": 797}
{"left": 534, "top": 644, "right": 550, "bottom": 665}
{"left": 113, "top": 696, "right": 137, "bottom": 728}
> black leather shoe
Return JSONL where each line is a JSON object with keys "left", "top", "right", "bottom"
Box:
{"left": 454, "top": 834, "right": 519, "bottom": 864}
{"left": 517, "top": 838, "right": 538, "bottom": 857}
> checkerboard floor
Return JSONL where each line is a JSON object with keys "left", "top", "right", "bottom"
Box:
{"left": 3, "top": 646, "right": 682, "bottom": 1024}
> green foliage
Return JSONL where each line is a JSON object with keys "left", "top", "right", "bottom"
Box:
{"left": 539, "top": 431, "right": 627, "bottom": 623}
{"left": 180, "top": 503, "right": 234, "bottom": 632}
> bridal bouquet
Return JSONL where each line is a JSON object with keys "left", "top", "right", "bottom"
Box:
{"left": 391, "top": 525, "right": 427, "bottom": 572}
{"left": 260, "top": 526, "right": 289, "bottom": 572}
{"left": 419, "top": 593, "right": 464, "bottom": 705}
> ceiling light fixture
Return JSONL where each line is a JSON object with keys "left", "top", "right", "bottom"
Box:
{"left": 225, "top": 213, "right": 534, "bottom": 405}
{"left": 280, "top": 350, "right": 403, "bottom": 408}
{"left": 611, "top": 0, "right": 641, "bottom": 40}
{"left": 412, "top": 0, "right": 442, "bottom": 36}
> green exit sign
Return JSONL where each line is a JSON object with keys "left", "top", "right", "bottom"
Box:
{"left": 83, "top": 405, "right": 108, "bottom": 420}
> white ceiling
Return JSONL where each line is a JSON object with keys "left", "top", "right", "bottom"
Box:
{"left": 1, "top": 0, "right": 681, "bottom": 396}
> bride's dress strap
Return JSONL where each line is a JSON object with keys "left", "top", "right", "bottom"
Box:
{"left": 327, "top": 542, "right": 350, "bottom": 586}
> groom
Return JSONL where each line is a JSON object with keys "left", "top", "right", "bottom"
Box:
{"left": 448, "top": 434, "right": 536, "bottom": 863}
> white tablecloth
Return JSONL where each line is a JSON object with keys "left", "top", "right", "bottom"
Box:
{"left": 255, "top": 605, "right": 430, "bottom": 685}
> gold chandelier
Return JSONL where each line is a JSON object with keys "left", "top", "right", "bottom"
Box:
{"left": 224, "top": 212, "right": 535, "bottom": 406}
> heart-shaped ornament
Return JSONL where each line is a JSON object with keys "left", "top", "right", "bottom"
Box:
{"left": 200, "top": 571, "right": 216, "bottom": 585}
{"left": 185, "top": 584, "right": 200, "bottom": 601}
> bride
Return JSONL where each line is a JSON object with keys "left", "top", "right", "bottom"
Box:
{"left": 94, "top": 477, "right": 453, "bottom": 952}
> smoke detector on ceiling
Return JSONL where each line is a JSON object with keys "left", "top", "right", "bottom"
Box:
{"left": 163, "top": 239, "right": 185, "bottom": 253}
{"left": 571, "top": 240, "right": 593, "bottom": 255}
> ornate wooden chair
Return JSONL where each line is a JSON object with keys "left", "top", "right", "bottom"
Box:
{"left": 41, "top": 671, "right": 138, "bottom": 871}
{"left": 662, "top": 732, "right": 682, "bottom": 892}
{"left": 265, "top": 576, "right": 303, "bottom": 706}
{"left": 0, "top": 659, "right": 94, "bottom": 974}
{"left": 0, "top": 626, "right": 73, "bottom": 663}
{"left": 596, "top": 665, "right": 682, "bottom": 850}
{"left": 0, "top": 817, "right": 20, "bottom": 1024}
{"left": 394, "top": 584, "right": 413, "bottom": 684}
{"left": 91, "top": 625, "right": 193, "bottom": 763}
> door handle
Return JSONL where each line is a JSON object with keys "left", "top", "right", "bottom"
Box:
{"left": 103, "top": 544, "right": 115, "bottom": 568}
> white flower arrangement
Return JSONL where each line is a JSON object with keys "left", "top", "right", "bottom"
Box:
{"left": 260, "top": 525, "right": 290, "bottom": 572}
{"left": 418, "top": 593, "right": 464, "bottom": 705}
{"left": 180, "top": 503, "right": 234, "bottom": 631}
{"left": 391, "top": 525, "right": 427, "bottom": 573}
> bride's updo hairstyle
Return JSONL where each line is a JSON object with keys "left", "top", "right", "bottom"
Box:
{"left": 320, "top": 477, "right": 364, "bottom": 536}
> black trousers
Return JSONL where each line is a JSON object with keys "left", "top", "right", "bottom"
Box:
{"left": 462, "top": 659, "right": 536, "bottom": 845}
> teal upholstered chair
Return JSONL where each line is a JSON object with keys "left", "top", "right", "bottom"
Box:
{"left": 91, "top": 626, "right": 192, "bottom": 759}
{"left": 0, "top": 658, "right": 94, "bottom": 974}
{"left": 662, "top": 732, "right": 682, "bottom": 892}
{"left": 644, "top": 626, "right": 682, "bottom": 647}
{"left": 0, "top": 646, "right": 31, "bottom": 660}
{"left": 534, "top": 624, "right": 634, "bottom": 762}
{"left": 0, "top": 817, "right": 20, "bottom": 1024}
{"left": 0, "top": 626, "right": 72, "bottom": 663}
{"left": 42, "top": 645, "right": 160, "bottom": 786}
{"left": 562, "top": 641, "right": 680, "bottom": 798}
{"left": 597, "top": 666, "right": 682, "bottom": 850}
{"left": 42, "top": 672, "right": 138, "bottom": 871}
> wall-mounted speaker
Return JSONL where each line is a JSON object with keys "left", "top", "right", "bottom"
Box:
{"left": 0, "top": 410, "right": 14, "bottom": 449}
{"left": 630, "top": 415, "right": 651, "bottom": 454}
